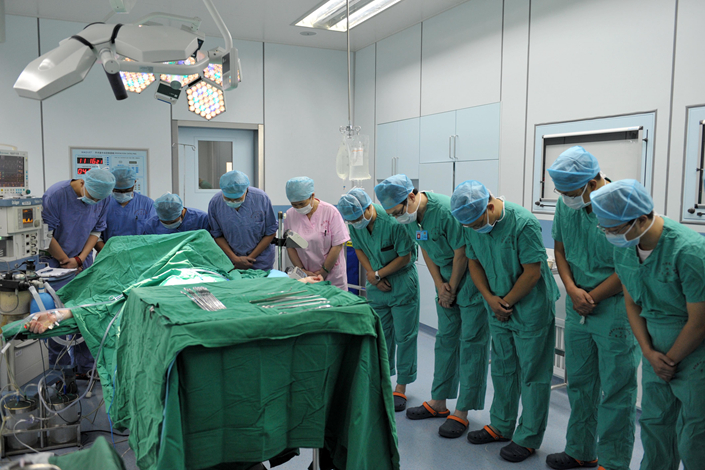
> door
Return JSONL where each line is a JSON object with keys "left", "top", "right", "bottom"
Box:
{"left": 178, "top": 127, "right": 257, "bottom": 212}
{"left": 454, "top": 103, "right": 501, "bottom": 162}
{"left": 419, "top": 111, "right": 456, "bottom": 164}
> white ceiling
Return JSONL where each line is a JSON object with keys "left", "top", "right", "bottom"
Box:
{"left": 5, "top": 0, "right": 471, "bottom": 51}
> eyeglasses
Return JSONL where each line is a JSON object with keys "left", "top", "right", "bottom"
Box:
{"left": 388, "top": 200, "right": 407, "bottom": 218}
{"left": 597, "top": 220, "right": 634, "bottom": 235}
{"left": 552, "top": 186, "right": 586, "bottom": 197}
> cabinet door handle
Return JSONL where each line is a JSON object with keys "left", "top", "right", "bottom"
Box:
{"left": 453, "top": 135, "right": 458, "bottom": 160}
{"left": 449, "top": 136, "right": 453, "bottom": 160}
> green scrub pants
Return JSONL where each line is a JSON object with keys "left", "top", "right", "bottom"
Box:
{"left": 489, "top": 320, "right": 555, "bottom": 449}
{"left": 564, "top": 295, "right": 640, "bottom": 470}
{"left": 640, "top": 321, "right": 705, "bottom": 470}
{"left": 431, "top": 265, "right": 489, "bottom": 411}
{"left": 367, "top": 264, "right": 420, "bottom": 385}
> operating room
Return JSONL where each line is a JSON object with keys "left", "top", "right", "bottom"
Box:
{"left": 0, "top": 0, "right": 702, "bottom": 469}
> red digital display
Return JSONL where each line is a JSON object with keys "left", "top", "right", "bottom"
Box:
{"left": 77, "top": 157, "right": 104, "bottom": 164}
{"left": 77, "top": 168, "right": 90, "bottom": 175}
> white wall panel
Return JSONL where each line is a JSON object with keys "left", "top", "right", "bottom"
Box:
{"left": 353, "top": 44, "right": 377, "bottom": 197}
{"left": 523, "top": 0, "right": 676, "bottom": 215}
{"left": 0, "top": 16, "right": 43, "bottom": 194}
{"left": 264, "top": 43, "right": 348, "bottom": 206}
{"left": 498, "top": 0, "right": 530, "bottom": 205}
{"left": 376, "top": 24, "right": 421, "bottom": 124}
{"left": 39, "top": 18, "right": 173, "bottom": 199}
{"left": 421, "top": 0, "right": 502, "bottom": 116}
{"left": 668, "top": 0, "right": 705, "bottom": 227}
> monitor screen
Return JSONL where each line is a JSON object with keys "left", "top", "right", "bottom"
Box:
{"left": 0, "top": 155, "right": 25, "bottom": 188}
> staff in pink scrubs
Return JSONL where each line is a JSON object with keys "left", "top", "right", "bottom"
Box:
{"left": 284, "top": 177, "right": 349, "bottom": 290}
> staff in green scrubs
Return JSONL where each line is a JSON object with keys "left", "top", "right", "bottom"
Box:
{"left": 375, "top": 175, "right": 489, "bottom": 440}
{"left": 545, "top": 147, "right": 640, "bottom": 470}
{"left": 451, "top": 180, "right": 558, "bottom": 463}
{"left": 591, "top": 179, "right": 705, "bottom": 470}
{"left": 338, "top": 188, "right": 420, "bottom": 412}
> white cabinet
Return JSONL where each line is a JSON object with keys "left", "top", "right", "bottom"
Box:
{"left": 375, "top": 118, "right": 419, "bottom": 181}
{"left": 420, "top": 112, "right": 456, "bottom": 164}
{"left": 455, "top": 103, "right": 501, "bottom": 161}
{"left": 416, "top": 259, "right": 439, "bottom": 329}
{"left": 420, "top": 103, "right": 501, "bottom": 164}
{"left": 419, "top": 162, "right": 453, "bottom": 196}
{"left": 455, "top": 160, "right": 499, "bottom": 196}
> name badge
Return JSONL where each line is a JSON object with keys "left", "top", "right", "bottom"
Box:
{"left": 416, "top": 230, "right": 428, "bottom": 241}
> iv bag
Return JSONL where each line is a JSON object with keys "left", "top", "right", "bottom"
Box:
{"left": 348, "top": 134, "right": 371, "bottom": 180}
{"left": 336, "top": 137, "right": 350, "bottom": 180}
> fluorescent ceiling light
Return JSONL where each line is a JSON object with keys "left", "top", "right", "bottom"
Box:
{"left": 294, "top": 0, "right": 403, "bottom": 31}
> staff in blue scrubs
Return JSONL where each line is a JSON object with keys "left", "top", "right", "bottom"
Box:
{"left": 96, "top": 166, "right": 156, "bottom": 251}
{"left": 141, "top": 193, "right": 210, "bottom": 235}
{"left": 208, "top": 171, "right": 278, "bottom": 270}
{"left": 42, "top": 168, "right": 116, "bottom": 373}
{"left": 42, "top": 168, "right": 115, "bottom": 280}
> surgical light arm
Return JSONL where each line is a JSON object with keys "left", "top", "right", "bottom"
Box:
{"left": 13, "top": 0, "right": 240, "bottom": 101}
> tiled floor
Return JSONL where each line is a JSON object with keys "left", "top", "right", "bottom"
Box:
{"left": 3, "top": 326, "right": 650, "bottom": 470}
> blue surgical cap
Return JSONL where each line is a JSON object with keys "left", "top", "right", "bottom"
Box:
{"left": 84, "top": 168, "right": 115, "bottom": 200}
{"left": 285, "top": 177, "right": 315, "bottom": 203}
{"left": 220, "top": 171, "right": 250, "bottom": 199}
{"left": 154, "top": 193, "right": 184, "bottom": 222}
{"left": 338, "top": 188, "right": 372, "bottom": 221}
{"left": 111, "top": 165, "right": 137, "bottom": 190}
{"left": 374, "top": 174, "right": 414, "bottom": 210}
{"left": 591, "top": 179, "right": 654, "bottom": 228}
{"left": 547, "top": 146, "right": 601, "bottom": 192}
{"left": 450, "top": 180, "right": 490, "bottom": 225}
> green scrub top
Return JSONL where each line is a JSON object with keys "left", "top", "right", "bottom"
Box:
{"left": 552, "top": 198, "right": 617, "bottom": 291}
{"left": 465, "top": 201, "right": 559, "bottom": 331}
{"left": 402, "top": 192, "right": 463, "bottom": 268}
{"left": 349, "top": 204, "right": 417, "bottom": 269}
{"left": 614, "top": 217, "right": 705, "bottom": 325}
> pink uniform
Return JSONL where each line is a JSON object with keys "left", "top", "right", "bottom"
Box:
{"left": 284, "top": 199, "right": 350, "bottom": 290}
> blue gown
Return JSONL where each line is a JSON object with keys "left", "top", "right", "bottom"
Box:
{"left": 42, "top": 180, "right": 109, "bottom": 270}
{"left": 102, "top": 193, "right": 156, "bottom": 243}
{"left": 207, "top": 188, "right": 278, "bottom": 270}
{"left": 141, "top": 207, "right": 210, "bottom": 235}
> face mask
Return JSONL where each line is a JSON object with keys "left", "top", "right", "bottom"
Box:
{"left": 395, "top": 201, "right": 418, "bottom": 225}
{"left": 562, "top": 185, "right": 590, "bottom": 210}
{"left": 295, "top": 200, "right": 313, "bottom": 215}
{"left": 113, "top": 192, "right": 134, "bottom": 204}
{"left": 80, "top": 187, "right": 98, "bottom": 205}
{"left": 224, "top": 194, "right": 245, "bottom": 209}
{"left": 474, "top": 206, "right": 505, "bottom": 234}
{"left": 605, "top": 216, "right": 656, "bottom": 248}
{"left": 161, "top": 218, "right": 183, "bottom": 230}
{"left": 350, "top": 213, "right": 371, "bottom": 230}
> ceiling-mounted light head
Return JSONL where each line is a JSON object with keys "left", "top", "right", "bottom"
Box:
{"left": 186, "top": 78, "right": 225, "bottom": 120}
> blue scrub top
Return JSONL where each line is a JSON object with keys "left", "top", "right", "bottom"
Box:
{"left": 141, "top": 207, "right": 210, "bottom": 235}
{"left": 102, "top": 192, "right": 156, "bottom": 243}
{"left": 208, "top": 188, "right": 278, "bottom": 270}
{"left": 42, "top": 180, "right": 109, "bottom": 269}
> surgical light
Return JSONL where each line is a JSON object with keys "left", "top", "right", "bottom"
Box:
{"left": 202, "top": 63, "right": 223, "bottom": 86}
{"left": 294, "top": 0, "right": 404, "bottom": 31}
{"left": 186, "top": 79, "right": 225, "bottom": 121}
{"left": 160, "top": 57, "right": 200, "bottom": 88}
{"left": 119, "top": 57, "right": 155, "bottom": 93}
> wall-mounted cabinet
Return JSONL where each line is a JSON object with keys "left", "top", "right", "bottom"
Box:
{"left": 681, "top": 106, "right": 705, "bottom": 223}
{"left": 375, "top": 118, "right": 420, "bottom": 181}
{"left": 420, "top": 103, "right": 501, "bottom": 164}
